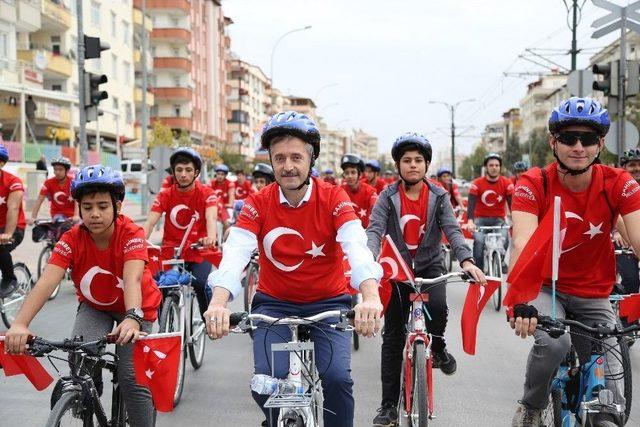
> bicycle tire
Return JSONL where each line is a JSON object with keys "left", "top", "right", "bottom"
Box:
{"left": 1, "top": 263, "right": 34, "bottom": 328}
{"left": 243, "top": 262, "right": 258, "bottom": 313}
{"left": 619, "top": 336, "right": 633, "bottom": 421}
{"left": 38, "top": 246, "right": 60, "bottom": 300}
{"left": 491, "top": 252, "right": 502, "bottom": 311}
{"left": 351, "top": 294, "right": 360, "bottom": 351}
{"left": 412, "top": 341, "right": 428, "bottom": 427}
{"left": 188, "top": 290, "right": 206, "bottom": 369}
{"left": 158, "top": 294, "right": 186, "bottom": 407}
{"left": 45, "top": 390, "right": 94, "bottom": 427}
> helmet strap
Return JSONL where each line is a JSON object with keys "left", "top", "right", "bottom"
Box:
{"left": 553, "top": 143, "right": 599, "bottom": 176}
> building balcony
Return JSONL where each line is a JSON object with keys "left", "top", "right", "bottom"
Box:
{"left": 151, "top": 116, "right": 192, "bottom": 130}
{"left": 134, "top": 88, "right": 154, "bottom": 106}
{"left": 132, "top": 7, "right": 152, "bottom": 31}
{"left": 34, "top": 101, "right": 71, "bottom": 125}
{"left": 134, "top": 0, "right": 190, "bottom": 15}
{"left": 40, "top": 0, "right": 71, "bottom": 31}
{"left": 133, "top": 49, "right": 153, "bottom": 72}
{"left": 16, "top": 0, "right": 42, "bottom": 32}
{"left": 153, "top": 87, "right": 192, "bottom": 101}
{"left": 151, "top": 28, "right": 191, "bottom": 44}
{"left": 153, "top": 57, "right": 191, "bottom": 73}
{"left": 17, "top": 49, "right": 72, "bottom": 78}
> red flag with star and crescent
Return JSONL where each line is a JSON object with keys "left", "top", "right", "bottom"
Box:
{"left": 460, "top": 279, "right": 501, "bottom": 355}
{"left": 133, "top": 332, "right": 181, "bottom": 412}
{"left": 377, "top": 235, "right": 416, "bottom": 314}
{"left": 0, "top": 335, "right": 54, "bottom": 390}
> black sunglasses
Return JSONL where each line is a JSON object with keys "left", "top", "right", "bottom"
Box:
{"left": 554, "top": 131, "right": 601, "bottom": 147}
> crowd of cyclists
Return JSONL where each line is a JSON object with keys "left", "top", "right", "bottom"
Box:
{"left": 0, "top": 95, "right": 639, "bottom": 426}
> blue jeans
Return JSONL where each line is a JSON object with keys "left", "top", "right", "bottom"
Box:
{"left": 472, "top": 217, "right": 508, "bottom": 271}
{"left": 251, "top": 292, "right": 354, "bottom": 427}
{"left": 185, "top": 260, "right": 212, "bottom": 316}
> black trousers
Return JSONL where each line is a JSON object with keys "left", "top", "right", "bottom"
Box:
{"left": 0, "top": 228, "right": 24, "bottom": 282}
{"left": 381, "top": 264, "right": 447, "bottom": 407}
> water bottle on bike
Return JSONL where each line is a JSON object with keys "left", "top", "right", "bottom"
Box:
{"left": 251, "top": 374, "right": 302, "bottom": 396}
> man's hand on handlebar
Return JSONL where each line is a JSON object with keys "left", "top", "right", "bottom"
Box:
{"left": 198, "top": 236, "right": 216, "bottom": 249}
{"left": 461, "top": 260, "right": 485, "bottom": 284}
{"left": 508, "top": 304, "right": 539, "bottom": 339}
{"left": 0, "top": 233, "right": 13, "bottom": 245}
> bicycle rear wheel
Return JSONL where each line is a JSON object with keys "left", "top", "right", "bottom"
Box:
{"left": 1, "top": 263, "right": 33, "bottom": 328}
{"left": 158, "top": 294, "right": 186, "bottom": 407}
{"left": 38, "top": 245, "right": 60, "bottom": 300}
{"left": 188, "top": 290, "right": 206, "bottom": 369}
{"left": 45, "top": 390, "right": 94, "bottom": 427}
{"left": 490, "top": 252, "right": 502, "bottom": 311}
{"left": 411, "top": 341, "right": 428, "bottom": 427}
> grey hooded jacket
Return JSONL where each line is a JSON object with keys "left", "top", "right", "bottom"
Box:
{"left": 366, "top": 180, "right": 473, "bottom": 272}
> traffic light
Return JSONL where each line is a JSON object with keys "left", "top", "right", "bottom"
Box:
{"left": 84, "top": 35, "right": 109, "bottom": 59}
{"left": 82, "top": 35, "right": 109, "bottom": 122}
{"left": 592, "top": 61, "right": 619, "bottom": 96}
{"left": 627, "top": 60, "right": 640, "bottom": 97}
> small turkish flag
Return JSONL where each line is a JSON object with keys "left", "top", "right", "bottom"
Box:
{"left": 133, "top": 332, "right": 181, "bottom": 412}
{"left": 0, "top": 336, "right": 54, "bottom": 391}
{"left": 460, "top": 279, "right": 501, "bottom": 355}
{"left": 620, "top": 293, "right": 640, "bottom": 323}
{"left": 147, "top": 244, "right": 164, "bottom": 277}
{"left": 377, "top": 235, "right": 416, "bottom": 314}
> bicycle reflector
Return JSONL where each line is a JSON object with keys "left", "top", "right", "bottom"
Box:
{"left": 598, "top": 389, "right": 614, "bottom": 406}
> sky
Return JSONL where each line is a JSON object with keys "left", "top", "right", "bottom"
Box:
{"left": 222, "top": 0, "right": 625, "bottom": 157}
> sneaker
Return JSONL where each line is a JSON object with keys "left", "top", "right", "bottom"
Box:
{"left": 432, "top": 348, "right": 457, "bottom": 375}
{"left": 0, "top": 278, "right": 17, "bottom": 298}
{"left": 372, "top": 403, "right": 398, "bottom": 427}
{"left": 511, "top": 403, "right": 542, "bottom": 427}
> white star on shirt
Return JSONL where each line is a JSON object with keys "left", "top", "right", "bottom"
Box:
{"left": 151, "top": 256, "right": 159, "bottom": 262}
{"left": 145, "top": 369, "right": 154, "bottom": 379}
{"left": 358, "top": 208, "right": 367, "bottom": 218}
{"left": 497, "top": 195, "right": 503, "bottom": 202}
{"left": 419, "top": 224, "right": 426, "bottom": 236}
{"left": 583, "top": 222, "right": 604, "bottom": 240}
{"left": 306, "top": 241, "right": 326, "bottom": 258}
{"left": 0, "top": 196, "right": 6, "bottom": 205}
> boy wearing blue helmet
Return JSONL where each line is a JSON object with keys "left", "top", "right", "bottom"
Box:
{"left": 508, "top": 97, "right": 640, "bottom": 426}
{"left": 5, "top": 165, "right": 162, "bottom": 427}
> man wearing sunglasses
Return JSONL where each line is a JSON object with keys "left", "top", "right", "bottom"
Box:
{"left": 508, "top": 97, "right": 640, "bottom": 426}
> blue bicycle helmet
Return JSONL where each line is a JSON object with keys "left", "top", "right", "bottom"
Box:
{"left": 170, "top": 147, "right": 202, "bottom": 171}
{"left": 437, "top": 166, "right": 452, "bottom": 177}
{"left": 548, "top": 97, "right": 610, "bottom": 136}
{"left": 0, "top": 145, "right": 9, "bottom": 162}
{"left": 324, "top": 168, "right": 333, "bottom": 175}
{"left": 341, "top": 154, "right": 365, "bottom": 173}
{"left": 260, "top": 111, "right": 321, "bottom": 159}
{"left": 311, "top": 167, "right": 320, "bottom": 178}
{"left": 391, "top": 133, "right": 432, "bottom": 162}
{"left": 215, "top": 164, "right": 229, "bottom": 174}
{"left": 365, "top": 159, "right": 381, "bottom": 172}
{"left": 71, "top": 164, "right": 125, "bottom": 201}
{"left": 513, "top": 160, "right": 528, "bottom": 172}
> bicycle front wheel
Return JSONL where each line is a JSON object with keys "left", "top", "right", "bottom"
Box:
{"left": 411, "top": 341, "right": 429, "bottom": 427}
{"left": 38, "top": 246, "right": 60, "bottom": 300}
{"left": 243, "top": 262, "right": 259, "bottom": 313}
{"left": 541, "top": 389, "right": 563, "bottom": 427}
{"left": 188, "top": 290, "right": 206, "bottom": 369}
{"left": 1, "top": 263, "right": 33, "bottom": 328}
{"left": 619, "top": 336, "right": 633, "bottom": 421}
{"left": 158, "top": 294, "right": 186, "bottom": 407}
{"left": 45, "top": 390, "right": 94, "bottom": 427}
{"left": 491, "top": 252, "right": 502, "bottom": 311}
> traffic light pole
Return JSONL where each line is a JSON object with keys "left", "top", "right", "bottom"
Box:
{"left": 140, "top": 0, "right": 149, "bottom": 214}
{"left": 76, "top": 0, "right": 87, "bottom": 166}
{"left": 618, "top": 13, "right": 627, "bottom": 164}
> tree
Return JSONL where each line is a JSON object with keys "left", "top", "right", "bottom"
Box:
{"left": 503, "top": 135, "right": 522, "bottom": 170}
{"left": 218, "top": 151, "right": 249, "bottom": 174}
{"left": 459, "top": 145, "right": 487, "bottom": 181}
{"left": 149, "top": 121, "right": 173, "bottom": 148}
{"left": 174, "top": 129, "right": 192, "bottom": 147}
{"left": 526, "top": 129, "right": 554, "bottom": 168}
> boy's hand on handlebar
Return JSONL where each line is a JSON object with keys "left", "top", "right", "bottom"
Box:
{"left": 199, "top": 236, "right": 216, "bottom": 249}
{"left": 508, "top": 304, "right": 538, "bottom": 339}
{"left": 462, "top": 260, "right": 485, "bottom": 284}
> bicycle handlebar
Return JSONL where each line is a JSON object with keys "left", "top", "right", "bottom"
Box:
{"left": 537, "top": 315, "right": 640, "bottom": 339}
{"left": 229, "top": 309, "right": 355, "bottom": 329}
{"left": 614, "top": 249, "right": 635, "bottom": 256}
{"left": 33, "top": 218, "right": 73, "bottom": 226}
{"left": 414, "top": 271, "right": 470, "bottom": 285}
{"left": 477, "top": 225, "right": 511, "bottom": 231}
{"left": 25, "top": 334, "right": 117, "bottom": 357}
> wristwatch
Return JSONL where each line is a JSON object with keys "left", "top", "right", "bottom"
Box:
{"left": 125, "top": 307, "right": 144, "bottom": 325}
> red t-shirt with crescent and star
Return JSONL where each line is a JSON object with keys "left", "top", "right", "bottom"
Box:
{"left": 469, "top": 175, "right": 513, "bottom": 219}
{"left": 0, "top": 170, "right": 26, "bottom": 229}
{"left": 398, "top": 183, "right": 429, "bottom": 257}
{"left": 512, "top": 162, "right": 640, "bottom": 298}
{"left": 341, "top": 181, "right": 378, "bottom": 228}
{"left": 210, "top": 178, "right": 235, "bottom": 206}
{"left": 48, "top": 215, "right": 162, "bottom": 320}
{"left": 151, "top": 181, "right": 218, "bottom": 262}
{"left": 235, "top": 180, "right": 255, "bottom": 200}
{"left": 40, "top": 176, "right": 75, "bottom": 217}
{"left": 236, "top": 178, "right": 359, "bottom": 303}
{"left": 361, "top": 176, "right": 387, "bottom": 194}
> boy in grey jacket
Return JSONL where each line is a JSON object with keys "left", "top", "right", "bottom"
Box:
{"left": 367, "top": 132, "right": 485, "bottom": 427}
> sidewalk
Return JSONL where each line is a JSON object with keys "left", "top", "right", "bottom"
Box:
{"left": 121, "top": 190, "right": 151, "bottom": 223}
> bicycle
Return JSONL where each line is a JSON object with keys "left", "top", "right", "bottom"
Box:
{"left": 0, "top": 240, "right": 33, "bottom": 328}
{"left": 440, "top": 209, "right": 466, "bottom": 273}
{"left": 229, "top": 309, "right": 355, "bottom": 427}
{"left": 25, "top": 334, "right": 130, "bottom": 426}
{"left": 397, "top": 271, "right": 471, "bottom": 427}
{"left": 477, "top": 225, "right": 510, "bottom": 311}
{"left": 242, "top": 250, "right": 260, "bottom": 313}
{"left": 538, "top": 316, "right": 639, "bottom": 427}
{"left": 155, "top": 215, "right": 208, "bottom": 407}
{"left": 33, "top": 218, "right": 73, "bottom": 300}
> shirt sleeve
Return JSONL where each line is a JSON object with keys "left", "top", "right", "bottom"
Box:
{"left": 207, "top": 227, "right": 257, "bottom": 300}
{"left": 235, "top": 193, "right": 262, "bottom": 235}
{"left": 614, "top": 171, "right": 640, "bottom": 215}
{"left": 39, "top": 182, "right": 49, "bottom": 197}
{"left": 122, "top": 226, "right": 149, "bottom": 262}
{"left": 505, "top": 177, "right": 515, "bottom": 195}
{"left": 48, "top": 230, "right": 75, "bottom": 270}
{"left": 337, "top": 219, "right": 383, "bottom": 290}
{"left": 150, "top": 190, "right": 167, "bottom": 213}
{"left": 204, "top": 189, "right": 219, "bottom": 208}
{"left": 8, "top": 176, "right": 24, "bottom": 193}
{"left": 511, "top": 174, "right": 542, "bottom": 216}
{"left": 468, "top": 180, "right": 479, "bottom": 196}
{"left": 331, "top": 187, "right": 359, "bottom": 230}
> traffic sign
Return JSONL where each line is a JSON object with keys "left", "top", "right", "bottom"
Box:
{"left": 567, "top": 69, "right": 594, "bottom": 96}
{"left": 605, "top": 120, "right": 639, "bottom": 154}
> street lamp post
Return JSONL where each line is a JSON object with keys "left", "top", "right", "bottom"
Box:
{"left": 270, "top": 25, "right": 312, "bottom": 87}
{"left": 428, "top": 98, "right": 475, "bottom": 177}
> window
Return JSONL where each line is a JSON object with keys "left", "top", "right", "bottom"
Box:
{"left": 111, "top": 12, "right": 117, "bottom": 38}
{"left": 112, "top": 97, "right": 119, "bottom": 110}
{"left": 131, "top": 163, "right": 142, "bottom": 172}
{"left": 52, "top": 84, "right": 62, "bottom": 91}
{"left": 51, "top": 36, "right": 61, "bottom": 55}
{"left": 173, "top": 105, "right": 181, "bottom": 117}
{"left": 123, "top": 22, "right": 130, "bottom": 46}
{"left": 91, "top": 1, "right": 100, "bottom": 27}
{"left": 0, "top": 33, "right": 7, "bottom": 59}
{"left": 124, "top": 61, "right": 131, "bottom": 85}
{"left": 173, "top": 75, "right": 181, "bottom": 87}
{"left": 125, "top": 102, "right": 132, "bottom": 124}
{"left": 111, "top": 54, "right": 117, "bottom": 81}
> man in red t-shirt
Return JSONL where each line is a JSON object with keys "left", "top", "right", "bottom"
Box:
{"left": 507, "top": 97, "right": 640, "bottom": 425}
{"left": 340, "top": 154, "right": 377, "bottom": 228}
{"left": 29, "top": 157, "right": 79, "bottom": 224}
{"left": 144, "top": 147, "right": 218, "bottom": 316}
{"left": 206, "top": 111, "right": 383, "bottom": 427}
{"left": 362, "top": 159, "right": 388, "bottom": 194}
{"left": 323, "top": 168, "right": 337, "bottom": 185}
{"left": 234, "top": 170, "right": 254, "bottom": 201}
{"left": 5, "top": 165, "right": 161, "bottom": 427}
{"left": 0, "top": 145, "right": 26, "bottom": 297}
{"left": 466, "top": 153, "right": 513, "bottom": 272}
{"left": 210, "top": 164, "right": 235, "bottom": 208}
{"left": 436, "top": 166, "right": 465, "bottom": 211}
